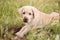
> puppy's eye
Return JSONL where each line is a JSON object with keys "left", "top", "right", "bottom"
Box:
{"left": 23, "top": 12, "right": 25, "bottom": 14}
{"left": 29, "top": 13, "right": 31, "bottom": 15}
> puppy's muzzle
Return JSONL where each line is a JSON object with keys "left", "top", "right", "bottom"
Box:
{"left": 23, "top": 17, "right": 28, "bottom": 23}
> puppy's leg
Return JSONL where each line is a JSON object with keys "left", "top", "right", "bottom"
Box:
{"left": 50, "top": 12, "right": 59, "bottom": 25}
{"left": 15, "top": 24, "right": 32, "bottom": 38}
{"left": 15, "top": 26, "right": 27, "bottom": 38}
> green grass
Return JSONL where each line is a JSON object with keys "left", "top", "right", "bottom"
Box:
{"left": 0, "top": 0, "right": 60, "bottom": 40}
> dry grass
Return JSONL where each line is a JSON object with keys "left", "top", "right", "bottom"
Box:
{"left": 0, "top": 0, "right": 60, "bottom": 40}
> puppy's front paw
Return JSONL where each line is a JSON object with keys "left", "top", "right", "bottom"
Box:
{"left": 15, "top": 32, "right": 24, "bottom": 38}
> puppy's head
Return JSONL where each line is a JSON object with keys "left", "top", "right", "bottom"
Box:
{"left": 18, "top": 6, "right": 35, "bottom": 23}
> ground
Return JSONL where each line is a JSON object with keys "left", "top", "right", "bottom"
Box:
{"left": 0, "top": 0, "right": 60, "bottom": 40}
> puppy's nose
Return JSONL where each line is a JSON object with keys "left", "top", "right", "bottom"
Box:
{"left": 23, "top": 17, "right": 28, "bottom": 23}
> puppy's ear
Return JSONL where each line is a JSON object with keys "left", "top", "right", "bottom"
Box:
{"left": 31, "top": 7, "right": 40, "bottom": 18}
{"left": 18, "top": 7, "right": 24, "bottom": 17}
{"left": 32, "top": 10, "right": 34, "bottom": 18}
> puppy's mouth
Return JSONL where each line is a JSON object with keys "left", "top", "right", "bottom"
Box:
{"left": 23, "top": 20, "right": 28, "bottom": 23}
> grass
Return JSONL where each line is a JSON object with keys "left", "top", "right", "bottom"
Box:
{"left": 0, "top": 0, "right": 60, "bottom": 40}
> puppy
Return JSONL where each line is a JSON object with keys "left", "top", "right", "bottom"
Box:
{"left": 15, "top": 6, "right": 59, "bottom": 38}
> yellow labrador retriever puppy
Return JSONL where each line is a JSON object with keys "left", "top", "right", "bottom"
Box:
{"left": 15, "top": 6, "right": 59, "bottom": 38}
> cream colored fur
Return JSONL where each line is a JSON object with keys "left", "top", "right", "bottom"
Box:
{"left": 15, "top": 6, "right": 59, "bottom": 38}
